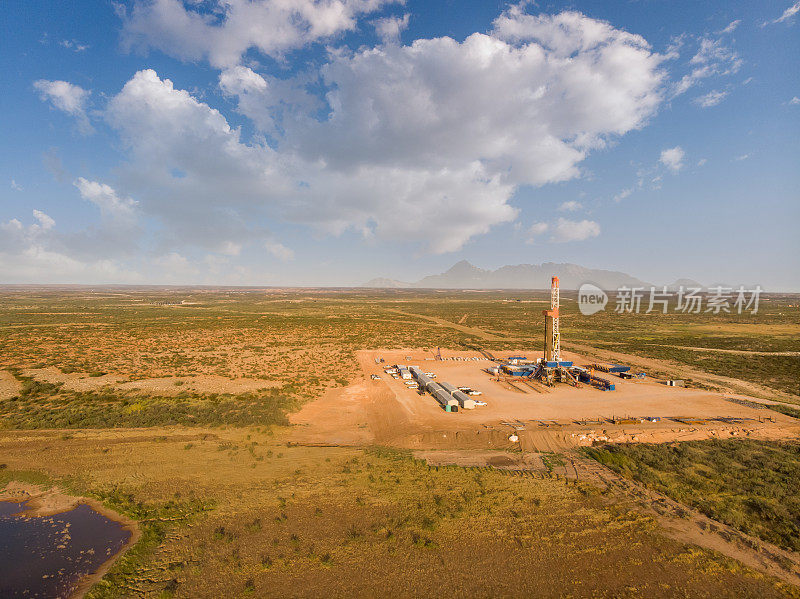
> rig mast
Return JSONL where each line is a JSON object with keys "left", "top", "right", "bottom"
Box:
{"left": 543, "top": 276, "right": 561, "bottom": 362}
{"left": 532, "top": 275, "right": 578, "bottom": 386}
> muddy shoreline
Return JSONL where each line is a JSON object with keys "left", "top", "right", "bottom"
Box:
{"left": 0, "top": 482, "right": 141, "bottom": 598}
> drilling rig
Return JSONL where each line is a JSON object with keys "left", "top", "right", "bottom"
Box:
{"left": 544, "top": 276, "right": 561, "bottom": 362}
{"left": 530, "top": 276, "right": 579, "bottom": 386}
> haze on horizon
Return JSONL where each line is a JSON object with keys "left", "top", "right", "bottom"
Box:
{"left": 1, "top": 1, "right": 798, "bottom": 290}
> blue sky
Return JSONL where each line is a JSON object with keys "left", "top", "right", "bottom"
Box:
{"left": 1, "top": 0, "right": 798, "bottom": 289}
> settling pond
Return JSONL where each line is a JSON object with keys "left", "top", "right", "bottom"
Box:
{"left": 0, "top": 500, "right": 132, "bottom": 598}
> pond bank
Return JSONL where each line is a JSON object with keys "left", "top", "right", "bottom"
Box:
{"left": 0, "top": 481, "right": 141, "bottom": 598}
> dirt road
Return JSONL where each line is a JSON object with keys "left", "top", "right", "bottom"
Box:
{"left": 384, "top": 309, "right": 515, "bottom": 341}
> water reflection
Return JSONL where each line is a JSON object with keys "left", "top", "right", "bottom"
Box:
{"left": 0, "top": 500, "right": 132, "bottom": 598}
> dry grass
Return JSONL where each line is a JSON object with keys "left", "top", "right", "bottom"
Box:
{"left": 1, "top": 429, "right": 796, "bottom": 598}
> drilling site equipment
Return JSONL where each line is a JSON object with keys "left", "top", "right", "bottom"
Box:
{"left": 528, "top": 276, "right": 581, "bottom": 387}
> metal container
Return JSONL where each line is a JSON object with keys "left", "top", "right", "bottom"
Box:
{"left": 439, "top": 382, "right": 457, "bottom": 395}
{"left": 432, "top": 389, "right": 450, "bottom": 406}
{"left": 433, "top": 389, "right": 458, "bottom": 406}
{"left": 426, "top": 381, "right": 442, "bottom": 394}
{"left": 452, "top": 390, "right": 475, "bottom": 409}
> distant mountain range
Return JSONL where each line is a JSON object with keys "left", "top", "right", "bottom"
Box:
{"left": 363, "top": 260, "right": 653, "bottom": 290}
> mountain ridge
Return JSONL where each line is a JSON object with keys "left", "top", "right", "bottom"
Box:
{"left": 363, "top": 260, "right": 652, "bottom": 290}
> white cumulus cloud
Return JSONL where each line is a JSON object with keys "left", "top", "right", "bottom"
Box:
{"left": 551, "top": 217, "right": 600, "bottom": 242}
{"left": 373, "top": 13, "right": 410, "bottom": 43}
{"left": 33, "top": 79, "right": 93, "bottom": 134}
{"left": 558, "top": 201, "right": 582, "bottom": 212}
{"left": 526, "top": 222, "right": 550, "bottom": 243}
{"left": 660, "top": 146, "right": 686, "bottom": 172}
{"left": 720, "top": 20, "right": 740, "bottom": 34}
{"left": 74, "top": 178, "right": 138, "bottom": 222}
{"left": 121, "top": 0, "right": 400, "bottom": 68}
{"left": 613, "top": 187, "right": 633, "bottom": 203}
{"left": 103, "top": 8, "right": 666, "bottom": 254}
{"left": 32, "top": 209, "right": 55, "bottom": 231}
{"left": 264, "top": 240, "right": 294, "bottom": 261}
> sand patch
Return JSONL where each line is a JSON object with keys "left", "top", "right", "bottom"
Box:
{"left": 21, "top": 367, "right": 278, "bottom": 395}
{"left": 0, "top": 370, "right": 22, "bottom": 400}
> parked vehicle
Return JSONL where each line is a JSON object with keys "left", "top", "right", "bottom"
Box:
{"left": 458, "top": 386, "right": 482, "bottom": 396}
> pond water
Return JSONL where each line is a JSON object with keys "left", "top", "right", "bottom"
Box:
{"left": 0, "top": 500, "right": 132, "bottom": 598}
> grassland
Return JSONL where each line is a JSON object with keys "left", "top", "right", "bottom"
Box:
{"left": 1, "top": 287, "right": 799, "bottom": 597}
{"left": 584, "top": 440, "right": 800, "bottom": 553}
{"left": 0, "top": 373, "right": 294, "bottom": 428}
{"left": 0, "top": 288, "right": 468, "bottom": 428}
{"left": 1, "top": 430, "right": 796, "bottom": 598}
{"left": 1, "top": 288, "right": 797, "bottom": 416}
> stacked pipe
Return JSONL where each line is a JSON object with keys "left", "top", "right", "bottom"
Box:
{"left": 577, "top": 371, "right": 615, "bottom": 391}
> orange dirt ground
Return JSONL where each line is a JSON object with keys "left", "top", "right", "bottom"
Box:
{"left": 289, "top": 348, "right": 800, "bottom": 451}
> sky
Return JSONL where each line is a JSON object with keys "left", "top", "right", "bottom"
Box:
{"left": 1, "top": 0, "right": 799, "bottom": 289}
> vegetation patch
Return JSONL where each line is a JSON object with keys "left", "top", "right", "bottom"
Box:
{"left": 583, "top": 439, "right": 800, "bottom": 552}
{"left": 0, "top": 374, "right": 295, "bottom": 429}
{"left": 767, "top": 403, "right": 800, "bottom": 420}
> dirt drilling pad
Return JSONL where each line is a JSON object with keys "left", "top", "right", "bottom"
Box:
{"left": 289, "top": 348, "right": 800, "bottom": 451}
